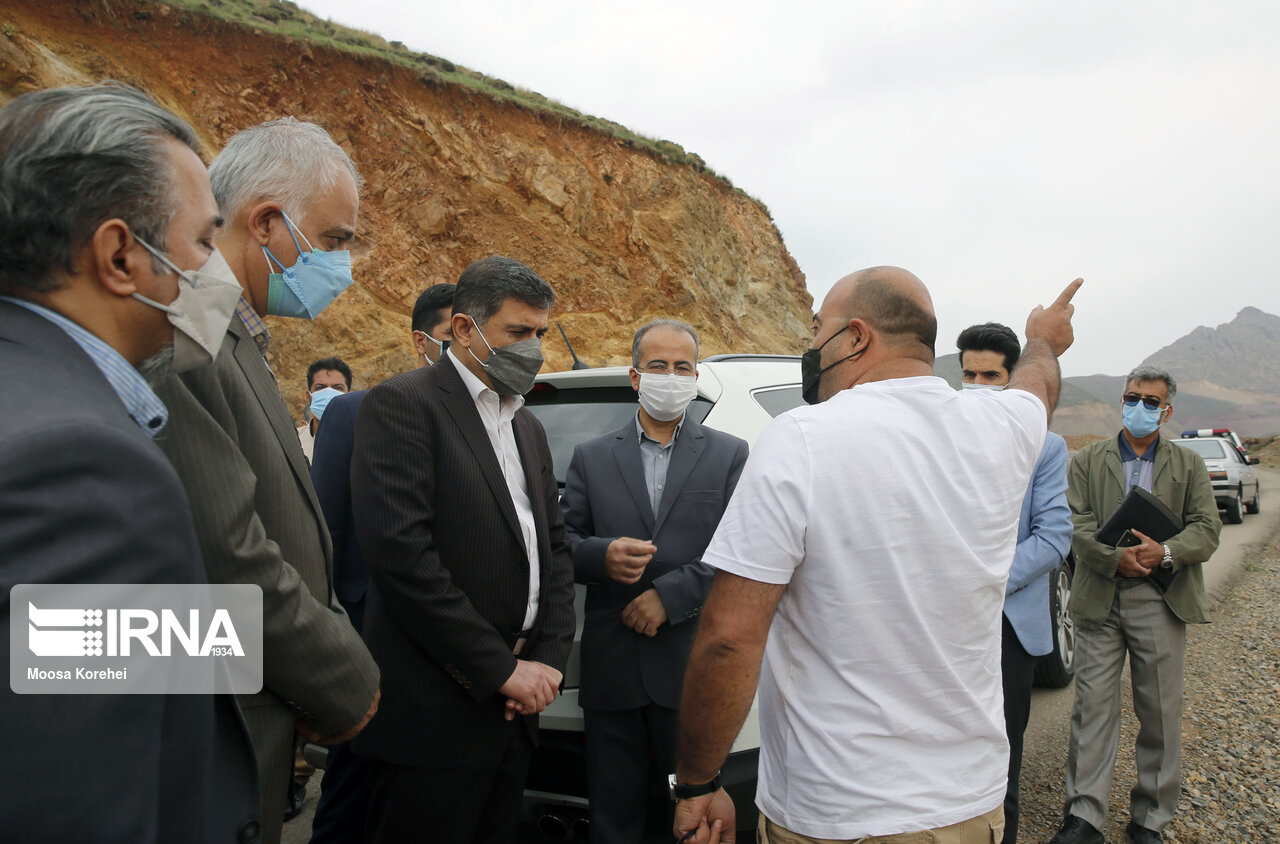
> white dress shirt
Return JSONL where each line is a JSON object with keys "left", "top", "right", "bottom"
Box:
{"left": 448, "top": 347, "right": 541, "bottom": 629}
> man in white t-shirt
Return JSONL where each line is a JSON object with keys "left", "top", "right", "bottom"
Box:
{"left": 670, "top": 267, "right": 1082, "bottom": 844}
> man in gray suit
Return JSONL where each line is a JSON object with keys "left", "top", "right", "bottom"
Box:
{"left": 561, "top": 319, "right": 749, "bottom": 842}
{"left": 154, "top": 118, "right": 379, "bottom": 844}
{"left": 0, "top": 83, "right": 259, "bottom": 842}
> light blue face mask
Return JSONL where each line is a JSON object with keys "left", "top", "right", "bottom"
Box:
{"left": 1122, "top": 401, "right": 1164, "bottom": 438}
{"left": 962, "top": 382, "right": 1005, "bottom": 391}
{"left": 309, "top": 386, "right": 344, "bottom": 420}
{"left": 261, "top": 212, "right": 353, "bottom": 320}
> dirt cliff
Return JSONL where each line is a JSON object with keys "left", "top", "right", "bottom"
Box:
{"left": 0, "top": 0, "right": 811, "bottom": 417}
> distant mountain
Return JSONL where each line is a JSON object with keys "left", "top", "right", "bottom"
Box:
{"left": 1145, "top": 307, "right": 1280, "bottom": 394}
{"left": 935, "top": 308, "right": 1280, "bottom": 436}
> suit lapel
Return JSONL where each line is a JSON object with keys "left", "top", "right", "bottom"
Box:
{"left": 654, "top": 417, "right": 706, "bottom": 535}
{"left": 437, "top": 357, "right": 526, "bottom": 551}
{"left": 229, "top": 316, "right": 332, "bottom": 559}
{"left": 611, "top": 427, "right": 656, "bottom": 535}
{"left": 514, "top": 412, "right": 548, "bottom": 556}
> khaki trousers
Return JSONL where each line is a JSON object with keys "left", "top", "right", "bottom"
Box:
{"left": 757, "top": 806, "right": 1004, "bottom": 843}
{"left": 1064, "top": 579, "right": 1187, "bottom": 832}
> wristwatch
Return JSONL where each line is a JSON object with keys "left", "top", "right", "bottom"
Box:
{"left": 1160, "top": 544, "right": 1173, "bottom": 569}
{"left": 668, "top": 772, "right": 721, "bottom": 802}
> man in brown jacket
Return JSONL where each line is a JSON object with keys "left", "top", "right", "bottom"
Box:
{"left": 155, "top": 118, "right": 380, "bottom": 844}
{"left": 1049, "top": 365, "right": 1221, "bottom": 844}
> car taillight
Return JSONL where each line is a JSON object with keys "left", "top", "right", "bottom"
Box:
{"left": 1209, "top": 471, "right": 1228, "bottom": 481}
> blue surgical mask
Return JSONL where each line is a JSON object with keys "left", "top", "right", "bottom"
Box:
{"left": 1122, "top": 401, "right": 1163, "bottom": 438}
{"left": 261, "top": 212, "right": 353, "bottom": 320}
{"left": 962, "top": 382, "right": 1005, "bottom": 392}
{"left": 309, "top": 386, "right": 344, "bottom": 420}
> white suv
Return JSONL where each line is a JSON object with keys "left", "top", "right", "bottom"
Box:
{"left": 519, "top": 354, "right": 802, "bottom": 842}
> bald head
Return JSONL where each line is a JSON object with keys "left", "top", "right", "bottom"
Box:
{"left": 828, "top": 266, "right": 937, "bottom": 362}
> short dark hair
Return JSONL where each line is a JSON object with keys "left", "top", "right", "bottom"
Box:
{"left": 0, "top": 82, "right": 202, "bottom": 295}
{"left": 306, "top": 357, "right": 352, "bottom": 390}
{"left": 411, "top": 283, "right": 456, "bottom": 333}
{"left": 631, "top": 319, "right": 700, "bottom": 367}
{"left": 847, "top": 276, "right": 937, "bottom": 357}
{"left": 956, "top": 322, "right": 1021, "bottom": 372}
{"left": 452, "top": 256, "right": 554, "bottom": 327}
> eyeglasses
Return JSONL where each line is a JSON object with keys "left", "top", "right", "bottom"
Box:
{"left": 1122, "top": 393, "right": 1165, "bottom": 411}
{"left": 639, "top": 361, "right": 696, "bottom": 375}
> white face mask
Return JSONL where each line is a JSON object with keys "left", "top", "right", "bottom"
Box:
{"left": 637, "top": 372, "right": 698, "bottom": 422}
{"left": 132, "top": 241, "right": 243, "bottom": 373}
{"left": 962, "top": 382, "right": 1005, "bottom": 391}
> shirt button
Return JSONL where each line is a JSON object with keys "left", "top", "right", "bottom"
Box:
{"left": 658, "top": 454, "right": 664, "bottom": 460}
{"left": 657, "top": 484, "right": 663, "bottom": 490}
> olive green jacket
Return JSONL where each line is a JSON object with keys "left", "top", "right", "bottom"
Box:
{"left": 1067, "top": 434, "right": 1222, "bottom": 628}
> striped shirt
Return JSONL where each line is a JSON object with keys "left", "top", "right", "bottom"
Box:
{"left": 235, "top": 295, "right": 270, "bottom": 357}
{"left": 1, "top": 295, "right": 168, "bottom": 436}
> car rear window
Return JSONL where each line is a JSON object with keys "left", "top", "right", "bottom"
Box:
{"left": 525, "top": 386, "right": 713, "bottom": 485}
{"left": 752, "top": 385, "right": 805, "bottom": 418}
{"left": 1178, "top": 439, "right": 1228, "bottom": 459}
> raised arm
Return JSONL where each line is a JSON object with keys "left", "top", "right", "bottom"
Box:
{"left": 1008, "top": 278, "right": 1083, "bottom": 418}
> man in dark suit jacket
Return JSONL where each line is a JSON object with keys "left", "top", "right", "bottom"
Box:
{"left": 154, "top": 118, "right": 380, "bottom": 844}
{"left": 307, "top": 282, "right": 454, "bottom": 844}
{"left": 0, "top": 83, "right": 258, "bottom": 843}
{"left": 351, "top": 256, "right": 576, "bottom": 844}
{"left": 560, "top": 319, "right": 749, "bottom": 842}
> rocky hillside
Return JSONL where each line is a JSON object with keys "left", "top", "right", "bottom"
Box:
{"left": 0, "top": 0, "right": 811, "bottom": 418}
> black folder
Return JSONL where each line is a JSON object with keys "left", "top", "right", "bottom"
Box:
{"left": 1095, "top": 486, "right": 1183, "bottom": 590}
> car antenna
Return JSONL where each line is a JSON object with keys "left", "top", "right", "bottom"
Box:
{"left": 557, "top": 322, "right": 590, "bottom": 370}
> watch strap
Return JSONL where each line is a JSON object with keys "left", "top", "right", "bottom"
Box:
{"left": 668, "top": 772, "right": 722, "bottom": 802}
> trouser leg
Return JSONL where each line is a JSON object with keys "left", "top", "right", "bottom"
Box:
{"left": 1123, "top": 583, "right": 1187, "bottom": 832}
{"left": 1063, "top": 593, "right": 1129, "bottom": 829}
{"left": 1001, "top": 615, "right": 1037, "bottom": 844}
{"left": 362, "top": 719, "right": 529, "bottom": 844}
{"left": 584, "top": 707, "right": 651, "bottom": 844}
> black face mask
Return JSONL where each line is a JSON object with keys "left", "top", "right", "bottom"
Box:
{"left": 801, "top": 324, "right": 864, "bottom": 405}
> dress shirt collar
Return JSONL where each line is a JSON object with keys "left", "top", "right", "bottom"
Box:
{"left": 234, "top": 295, "right": 270, "bottom": 357}
{"left": 448, "top": 346, "right": 525, "bottom": 413}
{"left": 635, "top": 410, "right": 684, "bottom": 445}
{"left": 1, "top": 295, "right": 168, "bottom": 436}
{"left": 1117, "top": 430, "right": 1159, "bottom": 463}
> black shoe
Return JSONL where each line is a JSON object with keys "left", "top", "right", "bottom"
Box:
{"left": 1048, "top": 815, "right": 1105, "bottom": 844}
{"left": 283, "top": 778, "right": 306, "bottom": 822}
{"left": 1126, "top": 821, "right": 1162, "bottom": 843}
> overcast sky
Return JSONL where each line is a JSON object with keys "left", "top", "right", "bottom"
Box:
{"left": 304, "top": 0, "right": 1279, "bottom": 376}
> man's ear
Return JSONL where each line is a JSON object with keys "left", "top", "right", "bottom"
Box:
{"left": 411, "top": 330, "right": 430, "bottom": 358}
{"left": 847, "top": 317, "right": 871, "bottom": 353}
{"left": 450, "top": 312, "right": 473, "bottom": 348}
{"left": 629, "top": 367, "right": 641, "bottom": 393}
{"left": 246, "top": 201, "right": 284, "bottom": 246}
{"left": 91, "top": 218, "right": 145, "bottom": 297}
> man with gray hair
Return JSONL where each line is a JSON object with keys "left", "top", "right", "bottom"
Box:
{"left": 560, "top": 318, "right": 748, "bottom": 842}
{"left": 153, "top": 116, "right": 379, "bottom": 844}
{"left": 0, "top": 83, "right": 258, "bottom": 842}
{"left": 351, "top": 255, "right": 576, "bottom": 843}
{"left": 1049, "top": 365, "right": 1221, "bottom": 844}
